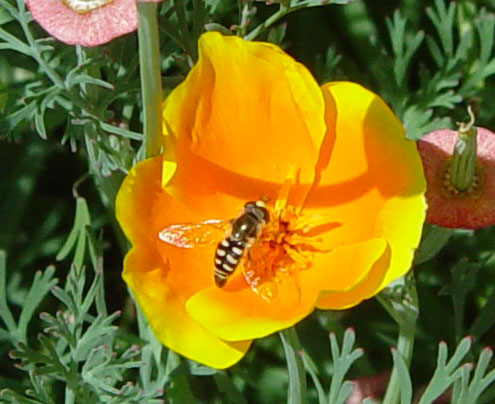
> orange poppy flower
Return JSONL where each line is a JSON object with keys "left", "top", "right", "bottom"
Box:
{"left": 116, "top": 32, "right": 426, "bottom": 369}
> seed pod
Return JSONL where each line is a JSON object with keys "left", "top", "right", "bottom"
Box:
{"left": 418, "top": 125, "right": 495, "bottom": 229}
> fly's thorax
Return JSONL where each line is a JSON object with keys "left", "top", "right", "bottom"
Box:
{"left": 231, "top": 212, "right": 262, "bottom": 240}
{"left": 244, "top": 201, "right": 270, "bottom": 224}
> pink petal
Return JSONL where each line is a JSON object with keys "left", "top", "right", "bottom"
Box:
{"left": 26, "top": 0, "right": 138, "bottom": 47}
{"left": 346, "top": 371, "right": 390, "bottom": 404}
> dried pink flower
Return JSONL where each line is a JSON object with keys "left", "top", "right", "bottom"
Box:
{"left": 26, "top": 0, "right": 159, "bottom": 47}
{"left": 418, "top": 122, "right": 495, "bottom": 229}
{"left": 346, "top": 371, "right": 390, "bottom": 404}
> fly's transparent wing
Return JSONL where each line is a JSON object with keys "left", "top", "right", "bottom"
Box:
{"left": 158, "top": 219, "right": 230, "bottom": 248}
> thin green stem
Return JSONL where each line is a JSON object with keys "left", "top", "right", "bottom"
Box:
{"left": 382, "top": 322, "right": 416, "bottom": 404}
{"left": 244, "top": 1, "right": 332, "bottom": 41}
{"left": 237, "top": 0, "right": 253, "bottom": 37}
{"left": 64, "top": 385, "right": 75, "bottom": 404}
{"left": 137, "top": 2, "right": 163, "bottom": 159}
{"left": 16, "top": 0, "right": 65, "bottom": 88}
{"left": 378, "top": 274, "right": 419, "bottom": 404}
{"left": 14, "top": 0, "right": 100, "bottom": 117}
{"left": 76, "top": 47, "right": 128, "bottom": 253}
{"left": 413, "top": 224, "right": 454, "bottom": 265}
{"left": 280, "top": 327, "right": 307, "bottom": 404}
{"left": 244, "top": 5, "right": 288, "bottom": 40}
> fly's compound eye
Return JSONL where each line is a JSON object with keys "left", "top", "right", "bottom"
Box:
{"left": 243, "top": 200, "right": 270, "bottom": 223}
{"left": 259, "top": 206, "right": 270, "bottom": 223}
{"left": 244, "top": 201, "right": 257, "bottom": 210}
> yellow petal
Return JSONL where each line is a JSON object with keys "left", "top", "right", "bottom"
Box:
{"left": 301, "top": 238, "right": 387, "bottom": 292}
{"left": 186, "top": 279, "right": 316, "bottom": 342}
{"left": 186, "top": 239, "right": 386, "bottom": 341}
{"left": 163, "top": 31, "right": 326, "bottom": 186}
{"left": 316, "top": 244, "right": 392, "bottom": 309}
{"left": 303, "top": 82, "right": 426, "bottom": 303}
{"left": 116, "top": 158, "right": 251, "bottom": 369}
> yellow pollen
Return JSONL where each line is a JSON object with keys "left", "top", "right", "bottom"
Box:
{"left": 243, "top": 200, "right": 339, "bottom": 302}
{"left": 242, "top": 168, "right": 339, "bottom": 302}
{"left": 62, "top": 0, "right": 113, "bottom": 14}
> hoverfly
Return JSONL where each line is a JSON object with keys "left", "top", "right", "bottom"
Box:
{"left": 158, "top": 200, "right": 272, "bottom": 291}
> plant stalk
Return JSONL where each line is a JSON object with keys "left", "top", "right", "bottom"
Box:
{"left": 381, "top": 322, "right": 416, "bottom": 404}
{"left": 379, "top": 274, "right": 419, "bottom": 404}
{"left": 280, "top": 327, "right": 307, "bottom": 404}
{"left": 138, "top": 2, "right": 163, "bottom": 159}
{"left": 244, "top": 1, "right": 332, "bottom": 41}
{"left": 64, "top": 385, "right": 75, "bottom": 404}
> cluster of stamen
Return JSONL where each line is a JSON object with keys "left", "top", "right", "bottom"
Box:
{"left": 245, "top": 204, "right": 333, "bottom": 301}
{"left": 62, "top": 0, "right": 113, "bottom": 13}
{"left": 441, "top": 161, "right": 484, "bottom": 199}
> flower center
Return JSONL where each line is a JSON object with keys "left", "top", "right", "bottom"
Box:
{"left": 243, "top": 203, "right": 336, "bottom": 302}
{"left": 62, "top": 0, "right": 113, "bottom": 13}
{"left": 441, "top": 160, "right": 484, "bottom": 199}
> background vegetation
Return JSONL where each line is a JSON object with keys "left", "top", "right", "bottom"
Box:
{"left": 2, "top": 0, "right": 495, "bottom": 402}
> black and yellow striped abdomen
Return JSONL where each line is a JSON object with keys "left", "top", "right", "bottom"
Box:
{"left": 213, "top": 200, "right": 269, "bottom": 288}
{"left": 214, "top": 237, "right": 247, "bottom": 287}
